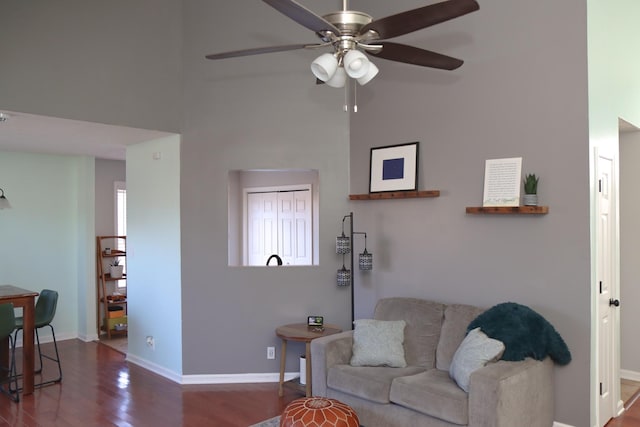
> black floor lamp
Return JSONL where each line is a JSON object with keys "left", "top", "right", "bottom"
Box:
{"left": 337, "top": 212, "right": 372, "bottom": 326}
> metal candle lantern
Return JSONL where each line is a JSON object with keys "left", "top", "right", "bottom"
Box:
{"left": 337, "top": 264, "right": 351, "bottom": 287}
{"left": 359, "top": 248, "right": 372, "bottom": 270}
{"left": 336, "top": 232, "right": 350, "bottom": 254}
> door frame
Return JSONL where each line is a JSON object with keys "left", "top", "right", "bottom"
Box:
{"left": 593, "top": 146, "right": 623, "bottom": 426}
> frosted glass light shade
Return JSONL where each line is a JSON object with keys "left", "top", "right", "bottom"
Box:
{"left": 325, "top": 67, "right": 346, "bottom": 88}
{"left": 311, "top": 53, "right": 338, "bottom": 82}
{"left": 344, "top": 50, "right": 370, "bottom": 78}
{"left": 357, "top": 62, "right": 379, "bottom": 85}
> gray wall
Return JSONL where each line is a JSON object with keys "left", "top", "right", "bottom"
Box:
{"left": 181, "top": 0, "right": 352, "bottom": 374}
{"left": 620, "top": 131, "right": 640, "bottom": 375}
{"left": 348, "top": 0, "right": 589, "bottom": 425}
{"left": 0, "top": 0, "right": 182, "bottom": 133}
{"left": 5, "top": 1, "right": 640, "bottom": 426}
{"left": 95, "top": 159, "right": 126, "bottom": 236}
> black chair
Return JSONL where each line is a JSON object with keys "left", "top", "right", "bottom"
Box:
{"left": 14, "top": 289, "right": 62, "bottom": 387}
{"left": 0, "top": 303, "right": 19, "bottom": 402}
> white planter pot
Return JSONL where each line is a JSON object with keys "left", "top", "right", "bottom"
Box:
{"left": 110, "top": 265, "right": 124, "bottom": 278}
{"left": 523, "top": 194, "right": 538, "bottom": 206}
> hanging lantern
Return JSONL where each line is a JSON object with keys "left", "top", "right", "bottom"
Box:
{"left": 337, "top": 264, "right": 351, "bottom": 287}
{"left": 359, "top": 248, "right": 372, "bottom": 271}
{"left": 336, "top": 232, "right": 350, "bottom": 254}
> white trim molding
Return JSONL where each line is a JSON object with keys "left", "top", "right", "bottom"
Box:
{"left": 126, "top": 353, "right": 182, "bottom": 384}
{"left": 181, "top": 372, "right": 297, "bottom": 385}
{"left": 621, "top": 369, "right": 640, "bottom": 382}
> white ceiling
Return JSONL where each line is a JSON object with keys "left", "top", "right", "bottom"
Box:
{"left": 0, "top": 110, "right": 175, "bottom": 161}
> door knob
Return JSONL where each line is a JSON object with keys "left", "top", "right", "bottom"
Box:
{"left": 609, "top": 298, "right": 620, "bottom": 307}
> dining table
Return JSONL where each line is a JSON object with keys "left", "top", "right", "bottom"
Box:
{"left": 0, "top": 285, "right": 39, "bottom": 395}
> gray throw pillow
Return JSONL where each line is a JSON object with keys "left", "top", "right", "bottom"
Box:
{"left": 350, "top": 319, "right": 407, "bottom": 368}
{"left": 449, "top": 327, "right": 505, "bottom": 392}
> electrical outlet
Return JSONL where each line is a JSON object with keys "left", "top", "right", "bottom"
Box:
{"left": 146, "top": 336, "right": 155, "bottom": 350}
{"left": 267, "top": 346, "right": 275, "bottom": 359}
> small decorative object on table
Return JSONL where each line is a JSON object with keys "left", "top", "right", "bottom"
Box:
{"left": 523, "top": 173, "right": 539, "bottom": 206}
{"left": 280, "top": 397, "right": 359, "bottom": 427}
{"left": 307, "top": 316, "right": 324, "bottom": 331}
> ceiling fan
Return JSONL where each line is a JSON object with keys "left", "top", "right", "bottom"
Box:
{"left": 205, "top": 0, "right": 479, "bottom": 88}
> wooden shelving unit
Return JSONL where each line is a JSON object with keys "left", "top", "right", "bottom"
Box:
{"left": 465, "top": 206, "right": 549, "bottom": 215}
{"left": 349, "top": 190, "right": 440, "bottom": 200}
{"left": 96, "top": 236, "right": 127, "bottom": 339}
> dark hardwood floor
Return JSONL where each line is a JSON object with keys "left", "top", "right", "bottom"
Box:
{"left": 6, "top": 339, "right": 640, "bottom": 427}
{"left": 607, "top": 390, "right": 640, "bottom": 427}
{"left": 0, "top": 339, "right": 298, "bottom": 427}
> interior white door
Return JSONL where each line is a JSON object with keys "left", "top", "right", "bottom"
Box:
{"left": 247, "top": 192, "right": 278, "bottom": 266}
{"left": 246, "top": 189, "right": 312, "bottom": 266}
{"left": 278, "top": 190, "right": 312, "bottom": 265}
{"left": 597, "top": 153, "right": 617, "bottom": 426}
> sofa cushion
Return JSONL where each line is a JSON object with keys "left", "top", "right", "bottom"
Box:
{"left": 350, "top": 319, "right": 407, "bottom": 367}
{"left": 436, "top": 304, "right": 486, "bottom": 371}
{"left": 328, "top": 364, "right": 426, "bottom": 403}
{"left": 390, "top": 369, "right": 469, "bottom": 425}
{"left": 449, "top": 327, "right": 505, "bottom": 392}
{"left": 374, "top": 297, "right": 445, "bottom": 368}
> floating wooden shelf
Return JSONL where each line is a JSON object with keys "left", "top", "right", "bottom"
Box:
{"left": 465, "top": 206, "right": 549, "bottom": 215}
{"left": 349, "top": 190, "right": 440, "bottom": 200}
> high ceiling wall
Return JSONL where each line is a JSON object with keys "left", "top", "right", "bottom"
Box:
{"left": 349, "top": 0, "right": 589, "bottom": 425}
{"left": 6, "top": 1, "right": 640, "bottom": 425}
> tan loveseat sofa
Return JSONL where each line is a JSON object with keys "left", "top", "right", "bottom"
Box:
{"left": 311, "top": 297, "right": 554, "bottom": 427}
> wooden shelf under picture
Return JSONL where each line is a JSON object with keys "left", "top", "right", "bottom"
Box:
{"left": 465, "top": 206, "right": 549, "bottom": 215}
{"left": 349, "top": 190, "right": 440, "bottom": 200}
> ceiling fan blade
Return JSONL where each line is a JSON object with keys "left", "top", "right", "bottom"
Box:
{"left": 367, "top": 42, "right": 464, "bottom": 70}
{"left": 205, "top": 44, "right": 321, "bottom": 60}
{"left": 262, "top": 0, "right": 341, "bottom": 36}
{"left": 359, "top": 0, "right": 479, "bottom": 40}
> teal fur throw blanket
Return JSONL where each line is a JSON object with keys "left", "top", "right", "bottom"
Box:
{"left": 468, "top": 302, "right": 571, "bottom": 365}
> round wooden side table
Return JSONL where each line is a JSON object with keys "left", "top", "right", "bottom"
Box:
{"left": 276, "top": 323, "right": 342, "bottom": 397}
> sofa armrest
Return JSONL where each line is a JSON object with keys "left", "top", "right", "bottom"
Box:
{"left": 468, "top": 357, "right": 554, "bottom": 427}
{"left": 310, "top": 330, "right": 353, "bottom": 396}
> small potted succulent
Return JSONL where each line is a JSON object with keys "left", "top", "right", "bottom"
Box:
{"left": 110, "top": 258, "right": 124, "bottom": 279}
{"left": 523, "top": 173, "right": 539, "bottom": 206}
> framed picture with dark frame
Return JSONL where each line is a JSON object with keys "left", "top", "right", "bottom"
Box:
{"left": 369, "top": 142, "right": 419, "bottom": 193}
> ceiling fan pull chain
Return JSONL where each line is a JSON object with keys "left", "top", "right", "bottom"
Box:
{"left": 343, "top": 81, "right": 349, "bottom": 112}
{"left": 353, "top": 80, "right": 358, "bottom": 113}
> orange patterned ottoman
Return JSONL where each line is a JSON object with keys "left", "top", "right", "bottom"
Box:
{"left": 280, "top": 397, "right": 360, "bottom": 427}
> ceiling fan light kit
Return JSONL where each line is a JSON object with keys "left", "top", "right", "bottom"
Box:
{"left": 343, "top": 50, "right": 370, "bottom": 79}
{"left": 311, "top": 53, "right": 339, "bottom": 82}
{"left": 206, "top": 0, "right": 479, "bottom": 95}
{"left": 357, "top": 62, "right": 379, "bottom": 86}
{"left": 326, "top": 67, "right": 347, "bottom": 88}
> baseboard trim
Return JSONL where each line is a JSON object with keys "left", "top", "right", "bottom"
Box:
{"left": 621, "top": 369, "right": 640, "bottom": 382}
{"left": 553, "top": 422, "right": 576, "bottom": 427}
{"left": 126, "top": 353, "right": 183, "bottom": 383}
{"left": 15, "top": 332, "right": 80, "bottom": 347}
{"left": 112, "top": 357, "right": 300, "bottom": 386}
{"left": 181, "top": 372, "right": 298, "bottom": 385}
